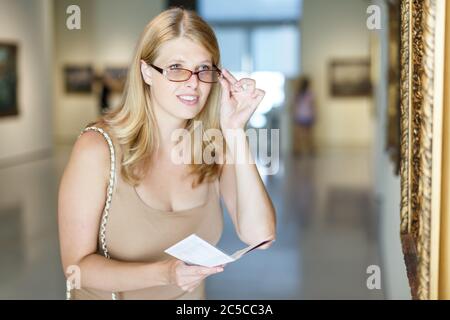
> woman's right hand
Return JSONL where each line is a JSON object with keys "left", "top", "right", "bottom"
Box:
{"left": 168, "top": 260, "right": 224, "bottom": 292}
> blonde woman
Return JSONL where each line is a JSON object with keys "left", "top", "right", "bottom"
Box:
{"left": 58, "top": 7, "right": 276, "bottom": 300}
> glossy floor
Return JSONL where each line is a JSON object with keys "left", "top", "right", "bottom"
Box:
{"left": 0, "top": 146, "right": 383, "bottom": 299}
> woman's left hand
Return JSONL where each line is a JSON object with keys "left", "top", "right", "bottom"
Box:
{"left": 218, "top": 69, "right": 265, "bottom": 131}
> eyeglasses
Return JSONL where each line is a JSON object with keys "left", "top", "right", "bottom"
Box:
{"left": 150, "top": 64, "right": 222, "bottom": 83}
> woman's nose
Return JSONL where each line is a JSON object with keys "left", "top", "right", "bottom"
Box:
{"left": 184, "top": 72, "right": 199, "bottom": 89}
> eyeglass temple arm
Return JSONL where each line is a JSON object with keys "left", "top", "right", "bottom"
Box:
{"left": 213, "top": 64, "right": 222, "bottom": 74}
{"left": 150, "top": 64, "right": 164, "bottom": 74}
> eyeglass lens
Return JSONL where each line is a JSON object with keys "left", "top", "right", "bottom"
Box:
{"left": 166, "top": 69, "right": 220, "bottom": 83}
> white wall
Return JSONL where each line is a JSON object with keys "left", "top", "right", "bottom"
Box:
{"left": 0, "top": 0, "right": 53, "bottom": 160}
{"left": 301, "top": 0, "right": 374, "bottom": 148}
{"left": 372, "top": 0, "right": 410, "bottom": 299}
{"left": 53, "top": 0, "right": 165, "bottom": 142}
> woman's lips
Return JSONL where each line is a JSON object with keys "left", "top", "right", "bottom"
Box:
{"left": 177, "top": 95, "right": 199, "bottom": 106}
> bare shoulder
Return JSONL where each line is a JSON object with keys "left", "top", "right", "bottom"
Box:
{"left": 72, "top": 129, "right": 110, "bottom": 168}
{"left": 61, "top": 126, "right": 113, "bottom": 192}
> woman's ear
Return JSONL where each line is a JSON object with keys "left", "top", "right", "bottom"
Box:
{"left": 140, "top": 60, "right": 152, "bottom": 86}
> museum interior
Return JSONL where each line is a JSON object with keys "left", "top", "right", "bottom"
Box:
{"left": 0, "top": 0, "right": 449, "bottom": 300}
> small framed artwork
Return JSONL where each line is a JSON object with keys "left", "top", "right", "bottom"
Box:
{"left": 64, "top": 65, "right": 94, "bottom": 94}
{"left": 329, "top": 58, "right": 372, "bottom": 97}
{"left": 0, "top": 43, "right": 19, "bottom": 117}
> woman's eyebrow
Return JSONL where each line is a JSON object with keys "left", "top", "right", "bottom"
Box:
{"left": 167, "top": 59, "right": 212, "bottom": 65}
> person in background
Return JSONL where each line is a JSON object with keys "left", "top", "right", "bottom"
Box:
{"left": 99, "top": 74, "right": 112, "bottom": 114}
{"left": 98, "top": 72, "right": 124, "bottom": 114}
{"left": 293, "top": 77, "right": 316, "bottom": 156}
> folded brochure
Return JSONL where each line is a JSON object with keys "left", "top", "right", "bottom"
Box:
{"left": 164, "top": 234, "right": 273, "bottom": 268}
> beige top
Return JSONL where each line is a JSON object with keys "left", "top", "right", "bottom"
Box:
{"left": 71, "top": 127, "right": 224, "bottom": 300}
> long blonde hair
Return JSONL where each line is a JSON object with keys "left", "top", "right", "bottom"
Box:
{"left": 92, "top": 7, "right": 223, "bottom": 187}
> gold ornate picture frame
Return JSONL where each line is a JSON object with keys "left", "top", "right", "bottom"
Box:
{"left": 399, "top": 0, "right": 447, "bottom": 300}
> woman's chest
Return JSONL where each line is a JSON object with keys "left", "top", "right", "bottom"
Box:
{"left": 135, "top": 164, "right": 207, "bottom": 212}
{"left": 103, "top": 185, "right": 224, "bottom": 262}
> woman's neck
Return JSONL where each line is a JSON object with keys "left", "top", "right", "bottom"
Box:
{"left": 153, "top": 106, "right": 187, "bottom": 157}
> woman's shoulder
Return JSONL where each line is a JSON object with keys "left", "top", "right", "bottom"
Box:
{"left": 72, "top": 122, "right": 114, "bottom": 170}
{"left": 82, "top": 123, "right": 116, "bottom": 145}
{"left": 59, "top": 123, "right": 113, "bottom": 197}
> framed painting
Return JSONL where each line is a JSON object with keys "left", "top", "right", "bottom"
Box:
{"left": 329, "top": 58, "right": 372, "bottom": 97}
{"left": 0, "top": 43, "right": 18, "bottom": 117}
{"left": 64, "top": 65, "right": 94, "bottom": 94}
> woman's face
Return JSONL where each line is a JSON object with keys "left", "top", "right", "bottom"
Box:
{"left": 142, "top": 37, "right": 214, "bottom": 122}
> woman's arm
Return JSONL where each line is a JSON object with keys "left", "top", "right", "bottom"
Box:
{"left": 217, "top": 69, "right": 277, "bottom": 248}
{"left": 58, "top": 131, "right": 171, "bottom": 292}
{"left": 58, "top": 131, "right": 222, "bottom": 293}
{"left": 219, "top": 128, "right": 276, "bottom": 248}
{"left": 73, "top": 255, "right": 171, "bottom": 293}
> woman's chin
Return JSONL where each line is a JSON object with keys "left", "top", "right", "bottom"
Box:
{"left": 176, "top": 107, "right": 203, "bottom": 120}
{"left": 173, "top": 111, "right": 200, "bottom": 122}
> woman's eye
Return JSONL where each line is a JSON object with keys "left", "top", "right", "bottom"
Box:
{"left": 168, "top": 64, "right": 210, "bottom": 70}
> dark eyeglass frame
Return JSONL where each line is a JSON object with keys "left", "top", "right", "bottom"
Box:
{"left": 150, "top": 63, "right": 222, "bottom": 83}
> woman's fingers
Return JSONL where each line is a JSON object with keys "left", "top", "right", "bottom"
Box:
{"left": 219, "top": 76, "right": 232, "bottom": 104}
{"left": 222, "top": 69, "right": 238, "bottom": 85}
{"left": 177, "top": 265, "right": 224, "bottom": 292}
{"left": 172, "top": 260, "right": 225, "bottom": 291}
{"left": 235, "top": 78, "right": 256, "bottom": 93}
{"left": 252, "top": 89, "right": 265, "bottom": 104}
{"left": 222, "top": 70, "right": 249, "bottom": 95}
{"left": 219, "top": 75, "right": 230, "bottom": 92}
{"left": 219, "top": 68, "right": 264, "bottom": 117}
{"left": 221, "top": 68, "right": 257, "bottom": 95}
{"left": 182, "top": 264, "right": 223, "bottom": 276}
